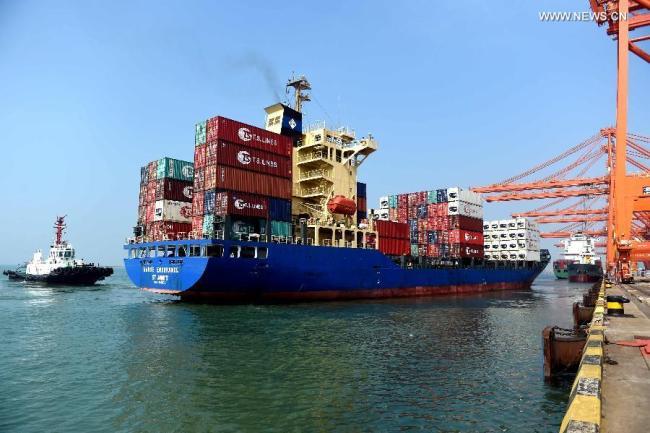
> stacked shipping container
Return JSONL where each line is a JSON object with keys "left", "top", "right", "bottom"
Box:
{"left": 376, "top": 187, "right": 484, "bottom": 259}
{"left": 483, "top": 218, "right": 541, "bottom": 261}
{"left": 137, "top": 158, "right": 194, "bottom": 240}
{"left": 375, "top": 220, "right": 410, "bottom": 255}
{"left": 192, "top": 116, "right": 294, "bottom": 239}
{"left": 356, "top": 181, "right": 367, "bottom": 222}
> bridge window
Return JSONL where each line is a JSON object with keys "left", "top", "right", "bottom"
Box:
{"left": 228, "top": 246, "right": 240, "bottom": 258}
{"left": 138, "top": 248, "right": 147, "bottom": 258}
{"left": 148, "top": 247, "right": 155, "bottom": 257}
{"left": 177, "top": 245, "right": 187, "bottom": 257}
{"left": 207, "top": 244, "right": 224, "bottom": 257}
{"left": 157, "top": 246, "right": 166, "bottom": 257}
{"left": 167, "top": 246, "right": 176, "bottom": 257}
{"left": 241, "top": 246, "right": 256, "bottom": 259}
{"left": 189, "top": 244, "right": 201, "bottom": 257}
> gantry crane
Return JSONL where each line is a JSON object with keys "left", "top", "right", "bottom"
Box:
{"left": 475, "top": 1, "right": 650, "bottom": 282}
{"left": 473, "top": 1, "right": 650, "bottom": 281}
{"left": 590, "top": 0, "right": 650, "bottom": 281}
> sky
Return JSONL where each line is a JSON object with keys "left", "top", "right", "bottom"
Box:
{"left": 1, "top": 0, "right": 648, "bottom": 265}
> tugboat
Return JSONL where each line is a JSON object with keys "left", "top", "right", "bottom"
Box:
{"left": 3, "top": 216, "right": 113, "bottom": 285}
{"left": 552, "top": 232, "right": 603, "bottom": 283}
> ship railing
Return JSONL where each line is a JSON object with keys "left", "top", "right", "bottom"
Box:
{"left": 299, "top": 169, "right": 332, "bottom": 181}
{"left": 298, "top": 151, "right": 328, "bottom": 163}
{"left": 238, "top": 233, "right": 267, "bottom": 243}
{"left": 304, "top": 120, "right": 327, "bottom": 132}
{"left": 294, "top": 237, "right": 310, "bottom": 245}
{"left": 300, "top": 186, "right": 330, "bottom": 197}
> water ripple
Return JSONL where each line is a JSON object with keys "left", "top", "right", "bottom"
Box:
{"left": 0, "top": 268, "right": 576, "bottom": 433}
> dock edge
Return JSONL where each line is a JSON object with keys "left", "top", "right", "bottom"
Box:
{"left": 559, "top": 280, "right": 607, "bottom": 433}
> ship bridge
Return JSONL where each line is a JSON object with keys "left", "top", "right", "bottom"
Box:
{"left": 293, "top": 120, "right": 377, "bottom": 222}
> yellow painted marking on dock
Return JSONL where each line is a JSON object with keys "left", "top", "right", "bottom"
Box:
{"left": 559, "top": 280, "right": 606, "bottom": 433}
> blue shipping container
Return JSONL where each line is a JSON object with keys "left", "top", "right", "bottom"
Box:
{"left": 269, "top": 198, "right": 292, "bottom": 222}
{"left": 436, "top": 189, "right": 448, "bottom": 203}
{"left": 357, "top": 210, "right": 367, "bottom": 221}
{"left": 204, "top": 190, "right": 216, "bottom": 215}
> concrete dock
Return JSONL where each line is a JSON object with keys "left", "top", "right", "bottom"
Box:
{"left": 601, "top": 282, "right": 650, "bottom": 433}
{"left": 559, "top": 281, "right": 650, "bottom": 433}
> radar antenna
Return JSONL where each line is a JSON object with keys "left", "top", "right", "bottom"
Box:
{"left": 286, "top": 74, "right": 311, "bottom": 113}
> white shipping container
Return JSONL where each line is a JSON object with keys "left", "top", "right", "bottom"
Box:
{"left": 447, "top": 200, "right": 483, "bottom": 218}
{"left": 516, "top": 250, "right": 540, "bottom": 261}
{"left": 514, "top": 228, "right": 540, "bottom": 240}
{"left": 515, "top": 217, "right": 538, "bottom": 231}
{"left": 379, "top": 196, "right": 389, "bottom": 209}
{"left": 154, "top": 200, "right": 192, "bottom": 223}
{"left": 375, "top": 208, "right": 389, "bottom": 220}
{"left": 446, "top": 187, "right": 482, "bottom": 205}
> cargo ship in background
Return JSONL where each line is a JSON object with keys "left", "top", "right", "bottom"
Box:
{"left": 123, "top": 76, "right": 549, "bottom": 302}
{"left": 552, "top": 233, "right": 603, "bottom": 283}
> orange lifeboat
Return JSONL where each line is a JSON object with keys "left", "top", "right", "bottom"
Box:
{"left": 327, "top": 195, "right": 357, "bottom": 215}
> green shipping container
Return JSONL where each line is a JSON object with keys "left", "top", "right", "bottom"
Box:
{"left": 388, "top": 195, "right": 398, "bottom": 209}
{"left": 410, "top": 244, "right": 419, "bottom": 257}
{"left": 427, "top": 190, "right": 438, "bottom": 204}
{"left": 156, "top": 157, "right": 194, "bottom": 182}
{"left": 195, "top": 121, "right": 207, "bottom": 146}
{"left": 271, "top": 220, "right": 292, "bottom": 238}
{"left": 202, "top": 214, "right": 215, "bottom": 237}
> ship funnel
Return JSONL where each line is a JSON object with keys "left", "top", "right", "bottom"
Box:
{"left": 264, "top": 103, "right": 302, "bottom": 138}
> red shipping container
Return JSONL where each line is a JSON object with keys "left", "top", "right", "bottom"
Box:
{"left": 378, "top": 237, "right": 410, "bottom": 256}
{"left": 192, "top": 193, "right": 205, "bottom": 216}
{"left": 193, "top": 167, "right": 205, "bottom": 192}
{"left": 204, "top": 165, "right": 292, "bottom": 199}
{"left": 376, "top": 220, "right": 409, "bottom": 240}
{"left": 194, "top": 144, "right": 206, "bottom": 168}
{"left": 144, "top": 203, "right": 155, "bottom": 225}
{"left": 206, "top": 116, "right": 292, "bottom": 156}
{"left": 213, "top": 191, "right": 269, "bottom": 218}
{"left": 450, "top": 243, "right": 484, "bottom": 259}
{"left": 449, "top": 229, "right": 484, "bottom": 246}
{"left": 205, "top": 140, "right": 292, "bottom": 179}
{"left": 146, "top": 180, "right": 157, "bottom": 204}
{"left": 448, "top": 215, "right": 483, "bottom": 232}
{"left": 191, "top": 215, "right": 203, "bottom": 235}
{"left": 146, "top": 222, "right": 192, "bottom": 240}
{"left": 155, "top": 178, "right": 193, "bottom": 202}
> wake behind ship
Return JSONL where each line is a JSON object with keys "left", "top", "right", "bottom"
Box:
{"left": 124, "top": 76, "right": 549, "bottom": 302}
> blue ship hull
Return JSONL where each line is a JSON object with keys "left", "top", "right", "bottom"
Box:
{"left": 123, "top": 239, "right": 549, "bottom": 302}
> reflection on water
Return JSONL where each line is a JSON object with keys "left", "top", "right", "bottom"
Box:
{"left": 0, "top": 268, "right": 584, "bottom": 433}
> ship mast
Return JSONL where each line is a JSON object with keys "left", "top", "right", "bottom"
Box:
{"left": 286, "top": 75, "right": 311, "bottom": 113}
{"left": 54, "top": 216, "right": 66, "bottom": 246}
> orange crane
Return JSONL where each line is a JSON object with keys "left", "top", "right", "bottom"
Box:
{"left": 591, "top": 0, "right": 650, "bottom": 281}
{"left": 473, "top": 1, "right": 650, "bottom": 282}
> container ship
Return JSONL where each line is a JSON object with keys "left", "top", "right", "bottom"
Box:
{"left": 552, "top": 233, "right": 603, "bottom": 283}
{"left": 123, "top": 76, "right": 549, "bottom": 302}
